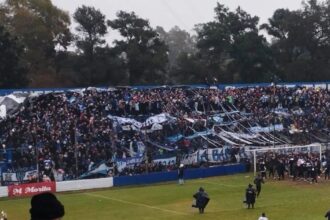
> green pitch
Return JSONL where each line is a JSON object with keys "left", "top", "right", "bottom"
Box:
{"left": 1, "top": 174, "right": 330, "bottom": 220}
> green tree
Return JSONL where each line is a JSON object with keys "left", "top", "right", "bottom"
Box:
{"left": 72, "top": 46, "right": 127, "bottom": 86}
{"left": 0, "top": 25, "right": 28, "bottom": 88}
{"left": 262, "top": 0, "right": 330, "bottom": 81}
{"left": 195, "top": 4, "right": 273, "bottom": 83}
{"left": 156, "top": 26, "right": 196, "bottom": 68}
{"left": 169, "top": 53, "right": 206, "bottom": 84}
{"left": 73, "top": 5, "right": 108, "bottom": 60}
{"left": 0, "top": 0, "right": 72, "bottom": 86}
{"left": 72, "top": 5, "right": 113, "bottom": 86}
{"left": 108, "top": 11, "right": 168, "bottom": 85}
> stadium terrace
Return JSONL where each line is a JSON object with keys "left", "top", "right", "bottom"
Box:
{"left": 0, "top": 85, "right": 329, "bottom": 185}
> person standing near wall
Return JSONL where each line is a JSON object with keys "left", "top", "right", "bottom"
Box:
{"left": 178, "top": 164, "right": 185, "bottom": 185}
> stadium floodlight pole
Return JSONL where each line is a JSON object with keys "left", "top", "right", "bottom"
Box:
{"left": 253, "top": 149, "right": 257, "bottom": 176}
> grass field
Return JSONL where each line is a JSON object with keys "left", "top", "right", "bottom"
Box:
{"left": 1, "top": 173, "right": 330, "bottom": 220}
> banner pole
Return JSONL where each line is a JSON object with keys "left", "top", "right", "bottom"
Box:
{"left": 253, "top": 150, "right": 256, "bottom": 176}
{"left": 36, "top": 145, "right": 39, "bottom": 183}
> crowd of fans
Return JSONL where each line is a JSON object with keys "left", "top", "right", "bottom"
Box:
{"left": 0, "top": 85, "right": 328, "bottom": 183}
{"left": 256, "top": 150, "right": 330, "bottom": 183}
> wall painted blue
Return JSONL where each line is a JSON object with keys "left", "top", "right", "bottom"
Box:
{"left": 113, "top": 164, "right": 245, "bottom": 187}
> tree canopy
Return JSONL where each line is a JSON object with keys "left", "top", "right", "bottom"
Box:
{"left": 0, "top": 25, "right": 28, "bottom": 88}
{"left": 1, "top": 0, "right": 330, "bottom": 88}
{"left": 0, "top": 0, "right": 72, "bottom": 86}
{"left": 108, "top": 11, "right": 168, "bottom": 84}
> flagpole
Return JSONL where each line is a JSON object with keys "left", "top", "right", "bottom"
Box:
{"left": 145, "top": 132, "right": 149, "bottom": 174}
{"left": 36, "top": 145, "right": 39, "bottom": 183}
{"left": 32, "top": 130, "right": 39, "bottom": 183}
{"left": 74, "top": 121, "right": 79, "bottom": 179}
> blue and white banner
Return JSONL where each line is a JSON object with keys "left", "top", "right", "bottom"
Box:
{"left": 116, "top": 156, "right": 144, "bottom": 172}
{"left": 181, "top": 147, "right": 234, "bottom": 164}
{"left": 80, "top": 162, "right": 111, "bottom": 179}
{"left": 108, "top": 113, "right": 176, "bottom": 130}
{"left": 108, "top": 115, "right": 142, "bottom": 129}
{"left": 143, "top": 113, "right": 176, "bottom": 127}
{"left": 153, "top": 157, "right": 176, "bottom": 165}
{"left": 249, "top": 124, "right": 284, "bottom": 133}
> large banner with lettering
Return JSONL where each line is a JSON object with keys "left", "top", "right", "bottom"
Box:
{"left": 249, "top": 124, "right": 284, "bottom": 133}
{"left": 116, "top": 156, "right": 144, "bottom": 172}
{"left": 153, "top": 157, "right": 176, "bottom": 166}
{"left": 8, "top": 181, "right": 56, "bottom": 198}
{"left": 181, "top": 147, "right": 246, "bottom": 165}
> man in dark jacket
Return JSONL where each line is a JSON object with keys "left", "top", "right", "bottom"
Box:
{"left": 325, "top": 209, "right": 330, "bottom": 220}
{"left": 245, "top": 184, "right": 256, "bottom": 209}
{"left": 193, "top": 187, "right": 210, "bottom": 214}
{"left": 254, "top": 174, "right": 265, "bottom": 197}
{"left": 276, "top": 160, "right": 285, "bottom": 180}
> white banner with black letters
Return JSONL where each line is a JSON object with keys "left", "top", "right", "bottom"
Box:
{"left": 181, "top": 147, "right": 233, "bottom": 165}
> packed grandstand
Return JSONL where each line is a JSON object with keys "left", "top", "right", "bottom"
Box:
{"left": 0, "top": 83, "right": 329, "bottom": 185}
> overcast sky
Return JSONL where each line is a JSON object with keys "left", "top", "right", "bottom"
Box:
{"left": 52, "top": 0, "right": 304, "bottom": 30}
{"left": 51, "top": 0, "right": 304, "bottom": 43}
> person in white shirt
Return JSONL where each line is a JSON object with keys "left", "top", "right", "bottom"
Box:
{"left": 258, "top": 212, "right": 268, "bottom": 220}
{"left": 0, "top": 210, "right": 7, "bottom": 220}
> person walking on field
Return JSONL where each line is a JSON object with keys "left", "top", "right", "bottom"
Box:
{"left": 325, "top": 209, "right": 330, "bottom": 220}
{"left": 245, "top": 184, "right": 256, "bottom": 209}
{"left": 254, "top": 173, "right": 265, "bottom": 197}
{"left": 192, "top": 187, "right": 210, "bottom": 214}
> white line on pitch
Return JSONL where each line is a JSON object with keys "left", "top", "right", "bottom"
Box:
{"left": 84, "top": 192, "right": 189, "bottom": 216}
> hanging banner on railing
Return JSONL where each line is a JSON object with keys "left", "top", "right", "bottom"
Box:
{"left": 249, "top": 124, "right": 284, "bottom": 133}
{"left": 115, "top": 156, "right": 144, "bottom": 172}
{"left": 153, "top": 157, "right": 176, "bottom": 165}
{"left": 143, "top": 113, "right": 176, "bottom": 127}
{"left": 181, "top": 147, "right": 234, "bottom": 165}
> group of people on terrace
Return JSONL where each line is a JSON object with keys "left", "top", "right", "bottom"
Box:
{"left": 0, "top": 85, "right": 328, "bottom": 183}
